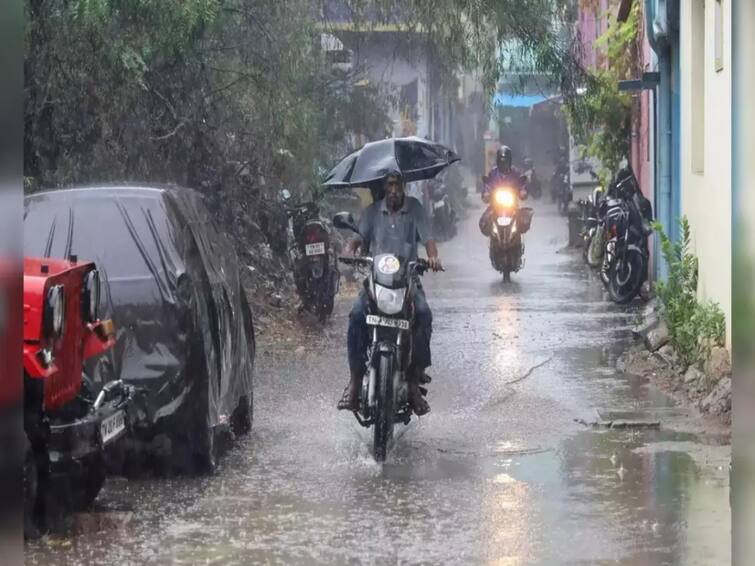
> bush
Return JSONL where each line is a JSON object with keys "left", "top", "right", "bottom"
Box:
{"left": 653, "top": 217, "right": 726, "bottom": 367}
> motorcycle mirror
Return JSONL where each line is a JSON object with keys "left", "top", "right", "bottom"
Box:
{"left": 333, "top": 211, "right": 359, "bottom": 233}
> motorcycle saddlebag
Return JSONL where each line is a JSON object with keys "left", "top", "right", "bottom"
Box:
{"left": 479, "top": 208, "right": 495, "bottom": 237}
{"left": 517, "top": 207, "right": 534, "bottom": 234}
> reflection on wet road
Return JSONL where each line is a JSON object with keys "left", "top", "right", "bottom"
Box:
{"left": 26, "top": 201, "right": 730, "bottom": 565}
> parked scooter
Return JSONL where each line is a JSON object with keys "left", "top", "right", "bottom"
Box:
{"left": 480, "top": 175, "right": 534, "bottom": 282}
{"left": 599, "top": 169, "right": 653, "bottom": 304}
{"left": 281, "top": 190, "right": 339, "bottom": 321}
{"left": 332, "top": 212, "right": 441, "bottom": 462}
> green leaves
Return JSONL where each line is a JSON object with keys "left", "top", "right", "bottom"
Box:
{"left": 565, "top": 1, "right": 639, "bottom": 181}
{"left": 654, "top": 217, "right": 726, "bottom": 367}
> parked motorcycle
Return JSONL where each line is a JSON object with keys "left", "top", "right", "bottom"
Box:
{"left": 481, "top": 175, "right": 534, "bottom": 282}
{"left": 599, "top": 171, "right": 653, "bottom": 304}
{"left": 281, "top": 190, "right": 339, "bottom": 321}
{"left": 429, "top": 180, "right": 458, "bottom": 241}
{"left": 332, "top": 211, "right": 439, "bottom": 462}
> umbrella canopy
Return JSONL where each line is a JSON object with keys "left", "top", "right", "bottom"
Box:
{"left": 323, "top": 136, "right": 460, "bottom": 190}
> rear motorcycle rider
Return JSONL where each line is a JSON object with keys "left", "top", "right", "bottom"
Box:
{"left": 480, "top": 145, "right": 527, "bottom": 233}
{"left": 337, "top": 171, "right": 443, "bottom": 415}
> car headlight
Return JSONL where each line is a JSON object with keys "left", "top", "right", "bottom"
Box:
{"left": 43, "top": 284, "right": 65, "bottom": 340}
{"left": 82, "top": 269, "right": 101, "bottom": 323}
{"left": 494, "top": 188, "right": 516, "bottom": 208}
{"left": 375, "top": 285, "right": 406, "bottom": 315}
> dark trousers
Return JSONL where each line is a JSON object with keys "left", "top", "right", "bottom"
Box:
{"left": 347, "top": 286, "right": 432, "bottom": 377}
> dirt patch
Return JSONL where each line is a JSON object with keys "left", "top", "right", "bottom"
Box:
{"left": 618, "top": 344, "right": 731, "bottom": 427}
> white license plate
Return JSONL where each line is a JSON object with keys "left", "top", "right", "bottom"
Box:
{"left": 497, "top": 216, "right": 513, "bottom": 227}
{"left": 433, "top": 200, "right": 445, "bottom": 210}
{"left": 366, "top": 314, "right": 410, "bottom": 330}
{"left": 100, "top": 410, "right": 126, "bottom": 445}
{"left": 305, "top": 242, "right": 325, "bottom": 256}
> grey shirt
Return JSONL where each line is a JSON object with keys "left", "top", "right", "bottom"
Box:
{"left": 357, "top": 196, "right": 433, "bottom": 262}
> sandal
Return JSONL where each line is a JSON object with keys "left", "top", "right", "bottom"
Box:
{"left": 410, "top": 389, "right": 430, "bottom": 416}
{"left": 337, "top": 386, "right": 358, "bottom": 411}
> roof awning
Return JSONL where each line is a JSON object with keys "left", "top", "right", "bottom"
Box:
{"left": 491, "top": 92, "right": 549, "bottom": 108}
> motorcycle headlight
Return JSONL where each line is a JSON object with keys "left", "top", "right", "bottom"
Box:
{"left": 375, "top": 285, "right": 406, "bottom": 315}
{"left": 43, "top": 284, "right": 65, "bottom": 340}
{"left": 81, "top": 269, "right": 101, "bottom": 323}
{"left": 494, "top": 189, "right": 516, "bottom": 208}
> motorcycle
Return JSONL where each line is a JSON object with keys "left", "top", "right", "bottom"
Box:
{"left": 332, "top": 211, "right": 439, "bottom": 462}
{"left": 481, "top": 176, "right": 533, "bottom": 282}
{"left": 429, "top": 181, "right": 458, "bottom": 241}
{"left": 281, "top": 190, "right": 340, "bottom": 321}
{"left": 523, "top": 167, "right": 542, "bottom": 200}
{"left": 599, "top": 172, "right": 653, "bottom": 304}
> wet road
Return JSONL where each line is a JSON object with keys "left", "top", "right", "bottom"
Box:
{"left": 26, "top": 200, "right": 730, "bottom": 565}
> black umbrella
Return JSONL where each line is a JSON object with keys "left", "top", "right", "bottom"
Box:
{"left": 323, "top": 136, "right": 460, "bottom": 190}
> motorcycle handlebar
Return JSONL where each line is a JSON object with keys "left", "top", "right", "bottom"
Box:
{"left": 337, "top": 256, "right": 444, "bottom": 272}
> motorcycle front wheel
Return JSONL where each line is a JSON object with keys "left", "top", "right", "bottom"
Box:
{"left": 373, "top": 353, "right": 394, "bottom": 462}
{"left": 608, "top": 248, "right": 646, "bottom": 304}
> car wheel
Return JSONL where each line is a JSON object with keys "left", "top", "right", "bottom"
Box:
{"left": 231, "top": 394, "right": 253, "bottom": 437}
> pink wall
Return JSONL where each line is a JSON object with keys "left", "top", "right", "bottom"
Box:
{"left": 577, "top": 0, "right": 610, "bottom": 71}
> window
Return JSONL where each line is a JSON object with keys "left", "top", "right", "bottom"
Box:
{"left": 714, "top": 0, "right": 724, "bottom": 72}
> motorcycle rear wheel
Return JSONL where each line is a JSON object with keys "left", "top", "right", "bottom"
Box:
{"left": 608, "top": 249, "right": 645, "bottom": 304}
{"left": 373, "top": 354, "right": 394, "bottom": 463}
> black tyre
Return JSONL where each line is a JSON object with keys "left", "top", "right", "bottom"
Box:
{"left": 608, "top": 248, "right": 645, "bottom": 304}
{"left": 231, "top": 394, "right": 253, "bottom": 437}
{"left": 586, "top": 229, "right": 605, "bottom": 268}
{"left": 24, "top": 434, "right": 40, "bottom": 539}
{"left": 373, "top": 354, "right": 394, "bottom": 463}
{"left": 69, "top": 455, "right": 106, "bottom": 511}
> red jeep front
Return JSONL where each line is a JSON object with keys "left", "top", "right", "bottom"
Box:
{"left": 24, "top": 256, "right": 133, "bottom": 532}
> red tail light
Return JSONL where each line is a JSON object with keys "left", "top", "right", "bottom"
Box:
{"left": 304, "top": 225, "right": 326, "bottom": 244}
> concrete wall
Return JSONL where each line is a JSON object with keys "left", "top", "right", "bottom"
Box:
{"left": 679, "top": 0, "right": 732, "bottom": 347}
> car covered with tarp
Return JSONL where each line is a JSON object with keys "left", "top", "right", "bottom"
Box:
{"left": 24, "top": 185, "right": 255, "bottom": 473}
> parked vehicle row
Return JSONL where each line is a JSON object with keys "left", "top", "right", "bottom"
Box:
{"left": 23, "top": 185, "right": 256, "bottom": 536}
{"left": 578, "top": 168, "right": 653, "bottom": 304}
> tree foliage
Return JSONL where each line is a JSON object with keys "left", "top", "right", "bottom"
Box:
{"left": 565, "top": 1, "right": 639, "bottom": 182}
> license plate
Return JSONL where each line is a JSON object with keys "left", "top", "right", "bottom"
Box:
{"left": 305, "top": 242, "right": 325, "bottom": 256}
{"left": 497, "top": 216, "right": 513, "bottom": 227}
{"left": 100, "top": 410, "right": 126, "bottom": 445}
{"left": 433, "top": 200, "right": 445, "bottom": 210}
{"left": 366, "top": 314, "right": 410, "bottom": 330}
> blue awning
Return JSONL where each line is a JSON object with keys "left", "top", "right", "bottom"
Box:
{"left": 492, "top": 92, "right": 549, "bottom": 108}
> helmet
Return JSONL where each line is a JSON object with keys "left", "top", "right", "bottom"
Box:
{"left": 496, "top": 146, "right": 513, "bottom": 171}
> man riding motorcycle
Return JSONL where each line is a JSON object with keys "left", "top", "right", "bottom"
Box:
{"left": 480, "top": 145, "right": 527, "bottom": 234}
{"left": 337, "top": 171, "right": 443, "bottom": 416}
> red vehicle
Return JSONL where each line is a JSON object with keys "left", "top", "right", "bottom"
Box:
{"left": 24, "top": 256, "right": 131, "bottom": 536}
